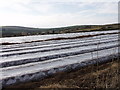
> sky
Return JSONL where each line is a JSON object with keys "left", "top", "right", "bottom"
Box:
{"left": 0, "top": 0, "right": 119, "bottom": 28}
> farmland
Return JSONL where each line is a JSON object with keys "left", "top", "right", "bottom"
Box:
{"left": 3, "top": 59, "right": 119, "bottom": 89}
{"left": 0, "top": 29, "right": 119, "bottom": 89}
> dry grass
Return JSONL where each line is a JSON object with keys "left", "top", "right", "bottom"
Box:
{"left": 76, "top": 27, "right": 102, "bottom": 32}
{"left": 3, "top": 59, "right": 119, "bottom": 90}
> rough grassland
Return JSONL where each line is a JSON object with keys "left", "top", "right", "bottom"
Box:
{"left": 3, "top": 59, "right": 119, "bottom": 90}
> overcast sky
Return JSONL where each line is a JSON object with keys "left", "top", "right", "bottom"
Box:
{"left": 0, "top": 0, "right": 119, "bottom": 28}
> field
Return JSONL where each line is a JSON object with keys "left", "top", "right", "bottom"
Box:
{"left": 3, "top": 59, "right": 119, "bottom": 89}
{"left": 0, "top": 29, "right": 119, "bottom": 89}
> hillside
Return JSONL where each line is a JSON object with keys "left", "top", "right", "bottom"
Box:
{"left": 0, "top": 23, "right": 119, "bottom": 37}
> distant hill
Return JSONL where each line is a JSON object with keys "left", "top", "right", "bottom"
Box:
{"left": 0, "top": 23, "right": 119, "bottom": 37}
